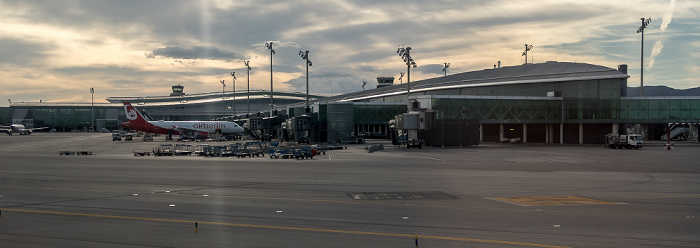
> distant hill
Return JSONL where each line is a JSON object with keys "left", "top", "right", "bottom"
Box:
{"left": 627, "top": 86, "right": 700, "bottom": 96}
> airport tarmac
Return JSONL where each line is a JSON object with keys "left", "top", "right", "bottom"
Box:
{"left": 0, "top": 133, "right": 698, "bottom": 247}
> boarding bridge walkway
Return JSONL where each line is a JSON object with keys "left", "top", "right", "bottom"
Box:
{"left": 245, "top": 127, "right": 262, "bottom": 141}
{"left": 662, "top": 126, "right": 688, "bottom": 140}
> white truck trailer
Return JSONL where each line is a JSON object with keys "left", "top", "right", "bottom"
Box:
{"left": 605, "top": 133, "right": 643, "bottom": 149}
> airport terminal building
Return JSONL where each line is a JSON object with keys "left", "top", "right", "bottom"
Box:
{"left": 3, "top": 61, "right": 699, "bottom": 144}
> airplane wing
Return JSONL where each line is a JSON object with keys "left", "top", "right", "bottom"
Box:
{"left": 1, "top": 128, "right": 11, "bottom": 135}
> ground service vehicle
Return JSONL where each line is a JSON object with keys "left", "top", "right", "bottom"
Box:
{"left": 605, "top": 133, "right": 643, "bottom": 149}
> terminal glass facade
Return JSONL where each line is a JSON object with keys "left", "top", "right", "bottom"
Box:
{"left": 326, "top": 103, "right": 354, "bottom": 142}
{"left": 621, "top": 97, "right": 700, "bottom": 123}
{"left": 6, "top": 106, "right": 122, "bottom": 131}
{"left": 353, "top": 104, "right": 407, "bottom": 125}
{"left": 372, "top": 79, "right": 623, "bottom": 123}
{"left": 431, "top": 98, "right": 563, "bottom": 124}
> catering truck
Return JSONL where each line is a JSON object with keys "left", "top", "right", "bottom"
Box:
{"left": 604, "top": 133, "right": 643, "bottom": 149}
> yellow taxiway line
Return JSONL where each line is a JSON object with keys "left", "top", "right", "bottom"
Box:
{"left": 3, "top": 208, "right": 571, "bottom": 248}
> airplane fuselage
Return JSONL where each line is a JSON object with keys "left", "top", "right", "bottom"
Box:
{"left": 122, "top": 120, "right": 243, "bottom": 135}
{"left": 2, "top": 124, "right": 36, "bottom": 135}
{"left": 120, "top": 102, "right": 244, "bottom": 136}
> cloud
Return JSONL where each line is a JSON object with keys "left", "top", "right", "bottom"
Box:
{"left": 647, "top": 0, "right": 676, "bottom": 70}
{"left": 660, "top": 0, "right": 676, "bottom": 31}
{"left": 145, "top": 45, "right": 247, "bottom": 61}
{"left": 647, "top": 38, "right": 664, "bottom": 70}
{"left": 415, "top": 64, "right": 448, "bottom": 75}
{"left": 2, "top": 0, "right": 700, "bottom": 107}
{"left": 0, "top": 38, "right": 51, "bottom": 66}
{"left": 283, "top": 65, "right": 386, "bottom": 94}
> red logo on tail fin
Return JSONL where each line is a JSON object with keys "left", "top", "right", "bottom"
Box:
{"left": 123, "top": 102, "right": 146, "bottom": 124}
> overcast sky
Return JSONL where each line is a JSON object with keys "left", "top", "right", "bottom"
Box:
{"left": 1, "top": 0, "right": 698, "bottom": 107}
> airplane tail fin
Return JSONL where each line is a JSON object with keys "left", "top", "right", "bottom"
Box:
{"left": 123, "top": 102, "right": 149, "bottom": 126}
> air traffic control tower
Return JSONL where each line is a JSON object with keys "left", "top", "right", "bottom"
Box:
{"left": 169, "top": 84, "right": 185, "bottom": 96}
{"left": 376, "top": 77, "right": 395, "bottom": 88}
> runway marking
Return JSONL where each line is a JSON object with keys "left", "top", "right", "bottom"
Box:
{"left": 489, "top": 195, "right": 620, "bottom": 206}
{"left": 3, "top": 208, "right": 571, "bottom": 248}
{"left": 406, "top": 154, "right": 446, "bottom": 161}
{"left": 348, "top": 191, "right": 457, "bottom": 200}
{"left": 388, "top": 152, "right": 446, "bottom": 161}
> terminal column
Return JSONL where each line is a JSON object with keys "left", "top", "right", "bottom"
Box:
{"left": 579, "top": 123, "right": 584, "bottom": 144}
{"left": 523, "top": 124, "right": 527, "bottom": 143}
{"left": 479, "top": 124, "right": 484, "bottom": 142}
{"left": 560, "top": 123, "right": 564, "bottom": 144}
{"left": 499, "top": 123, "right": 504, "bottom": 141}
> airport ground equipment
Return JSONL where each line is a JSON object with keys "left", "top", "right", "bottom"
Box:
{"left": 153, "top": 144, "right": 174, "bottom": 156}
{"left": 268, "top": 145, "right": 316, "bottom": 159}
{"left": 229, "top": 144, "right": 250, "bottom": 157}
{"left": 604, "top": 133, "right": 643, "bottom": 149}
{"left": 501, "top": 137, "right": 522, "bottom": 144}
{"left": 392, "top": 102, "right": 434, "bottom": 149}
{"left": 173, "top": 144, "right": 193, "bottom": 156}
{"left": 292, "top": 147, "right": 314, "bottom": 159}
{"left": 112, "top": 133, "right": 121, "bottom": 141}
{"left": 365, "top": 144, "right": 384, "bottom": 153}
{"left": 202, "top": 145, "right": 226, "bottom": 157}
{"left": 243, "top": 141, "right": 267, "bottom": 157}
{"left": 133, "top": 150, "right": 151, "bottom": 156}
{"left": 194, "top": 144, "right": 209, "bottom": 156}
{"left": 60, "top": 151, "right": 93, "bottom": 155}
{"left": 313, "top": 144, "right": 328, "bottom": 155}
{"left": 268, "top": 148, "right": 293, "bottom": 159}
{"left": 391, "top": 101, "right": 479, "bottom": 147}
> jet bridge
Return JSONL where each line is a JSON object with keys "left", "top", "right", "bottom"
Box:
{"left": 662, "top": 123, "right": 691, "bottom": 141}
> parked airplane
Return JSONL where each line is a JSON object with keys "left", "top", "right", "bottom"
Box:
{"left": 1, "top": 124, "right": 48, "bottom": 135}
{"left": 120, "top": 102, "right": 244, "bottom": 138}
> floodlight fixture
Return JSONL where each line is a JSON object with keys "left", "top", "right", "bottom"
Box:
{"left": 244, "top": 60, "right": 251, "bottom": 115}
{"left": 637, "top": 18, "right": 651, "bottom": 33}
{"left": 442, "top": 62, "right": 450, "bottom": 76}
{"left": 637, "top": 18, "right": 651, "bottom": 96}
{"left": 522, "top": 44, "right": 533, "bottom": 64}
{"left": 220, "top": 80, "right": 226, "bottom": 116}
{"left": 299, "top": 50, "right": 312, "bottom": 111}
{"left": 265, "top": 42, "right": 276, "bottom": 54}
{"left": 90, "top": 87, "right": 94, "bottom": 132}
{"left": 230, "top": 71, "right": 236, "bottom": 116}
{"left": 396, "top": 45, "right": 417, "bottom": 105}
{"left": 265, "top": 42, "right": 275, "bottom": 134}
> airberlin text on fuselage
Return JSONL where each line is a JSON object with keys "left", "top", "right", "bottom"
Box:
{"left": 192, "top": 123, "right": 226, "bottom": 129}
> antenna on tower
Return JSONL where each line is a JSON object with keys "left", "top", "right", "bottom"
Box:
{"left": 442, "top": 62, "right": 450, "bottom": 76}
{"left": 522, "top": 44, "right": 533, "bottom": 64}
